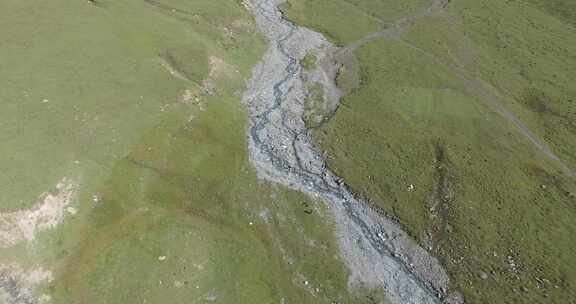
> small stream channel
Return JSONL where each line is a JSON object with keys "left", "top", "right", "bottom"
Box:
{"left": 242, "top": 1, "right": 461, "bottom": 303}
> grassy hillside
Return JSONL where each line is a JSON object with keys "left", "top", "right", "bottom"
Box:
{"left": 284, "top": 0, "right": 576, "bottom": 303}
{"left": 280, "top": 0, "right": 427, "bottom": 45}
{"left": 0, "top": 0, "right": 382, "bottom": 303}
{"left": 46, "top": 91, "right": 370, "bottom": 304}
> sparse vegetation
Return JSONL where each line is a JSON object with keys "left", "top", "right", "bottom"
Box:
{"left": 300, "top": 51, "right": 317, "bottom": 71}
{"left": 302, "top": 83, "right": 328, "bottom": 128}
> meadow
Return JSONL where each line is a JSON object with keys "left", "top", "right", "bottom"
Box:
{"left": 0, "top": 0, "right": 383, "bottom": 302}
{"left": 284, "top": 0, "right": 576, "bottom": 302}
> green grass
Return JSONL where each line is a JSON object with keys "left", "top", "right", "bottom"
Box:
{"left": 405, "top": 0, "right": 576, "bottom": 165}
{"left": 3, "top": 0, "right": 574, "bottom": 302}
{"left": 300, "top": 51, "right": 317, "bottom": 71}
{"left": 46, "top": 93, "right": 356, "bottom": 303}
{"left": 523, "top": 0, "right": 576, "bottom": 27}
{"left": 284, "top": 0, "right": 576, "bottom": 303}
{"left": 0, "top": 0, "right": 387, "bottom": 303}
{"left": 280, "top": 0, "right": 427, "bottom": 45}
{"left": 280, "top": 0, "right": 378, "bottom": 45}
{"left": 0, "top": 0, "right": 268, "bottom": 211}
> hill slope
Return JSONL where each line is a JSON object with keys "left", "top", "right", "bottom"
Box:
{"left": 283, "top": 0, "right": 576, "bottom": 302}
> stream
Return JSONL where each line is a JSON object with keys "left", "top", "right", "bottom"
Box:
{"left": 242, "top": 1, "right": 461, "bottom": 303}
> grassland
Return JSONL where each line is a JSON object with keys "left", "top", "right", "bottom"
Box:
{"left": 45, "top": 93, "right": 371, "bottom": 304}
{"left": 281, "top": 0, "right": 429, "bottom": 46}
{"left": 283, "top": 0, "right": 576, "bottom": 303}
{"left": 0, "top": 0, "right": 387, "bottom": 303}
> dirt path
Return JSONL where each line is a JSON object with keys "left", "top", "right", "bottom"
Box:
{"left": 338, "top": 0, "right": 574, "bottom": 177}
{"left": 338, "top": 0, "right": 449, "bottom": 55}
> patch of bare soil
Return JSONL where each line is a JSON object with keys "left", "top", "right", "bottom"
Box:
{"left": 178, "top": 56, "right": 236, "bottom": 115}
{"left": 221, "top": 18, "right": 257, "bottom": 49}
{"left": 202, "top": 56, "right": 234, "bottom": 94}
{"left": 422, "top": 143, "right": 457, "bottom": 269}
{"left": 425, "top": 143, "right": 455, "bottom": 250}
{"left": 0, "top": 264, "right": 53, "bottom": 304}
{"left": 0, "top": 178, "right": 76, "bottom": 249}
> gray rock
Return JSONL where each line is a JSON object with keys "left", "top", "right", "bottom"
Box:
{"left": 241, "top": 1, "right": 460, "bottom": 304}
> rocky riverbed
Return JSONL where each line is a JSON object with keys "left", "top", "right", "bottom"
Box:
{"left": 241, "top": 0, "right": 462, "bottom": 303}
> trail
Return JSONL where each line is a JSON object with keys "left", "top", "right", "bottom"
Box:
{"left": 241, "top": 1, "right": 462, "bottom": 303}
{"left": 339, "top": 0, "right": 574, "bottom": 176}
{"left": 400, "top": 41, "right": 575, "bottom": 177}
{"left": 338, "top": 0, "right": 449, "bottom": 54}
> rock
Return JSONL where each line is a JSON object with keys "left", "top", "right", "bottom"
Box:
{"left": 66, "top": 207, "right": 77, "bottom": 215}
{"left": 479, "top": 271, "right": 489, "bottom": 280}
{"left": 241, "top": 1, "right": 456, "bottom": 303}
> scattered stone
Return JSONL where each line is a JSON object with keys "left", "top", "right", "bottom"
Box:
{"left": 66, "top": 207, "right": 77, "bottom": 215}
{"left": 205, "top": 291, "right": 218, "bottom": 301}
{"left": 242, "top": 1, "right": 457, "bottom": 303}
{"left": 158, "top": 256, "right": 166, "bottom": 261}
{"left": 0, "top": 264, "right": 54, "bottom": 304}
{"left": 479, "top": 271, "right": 489, "bottom": 280}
